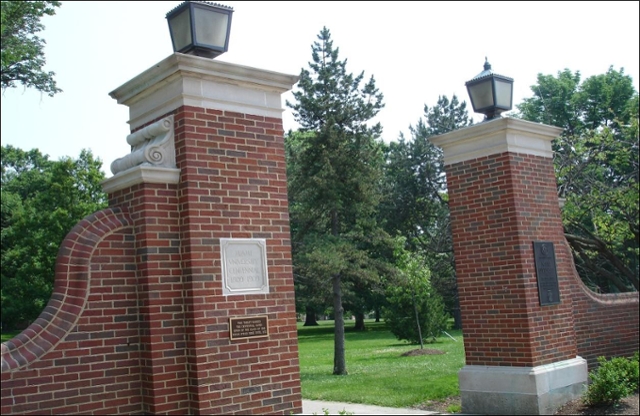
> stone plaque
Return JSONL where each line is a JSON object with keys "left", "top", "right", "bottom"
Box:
{"left": 533, "top": 241, "right": 561, "bottom": 306}
{"left": 220, "top": 238, "right": 269, "bottom": 296}
{"left": 229, "top": 316, "right": 269, "bottom": 340}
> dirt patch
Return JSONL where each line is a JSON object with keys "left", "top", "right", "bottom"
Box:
{"left": 415, "top": 392, "right": 639, "bottom": 415}
{"left": 401, "top": 348, "right": 446, "bottom": 357}
{"left": 415, "top": 396, "right": 460, "bottom": 413}
{"left": 554, "top": 392, "right": 639, "bottom": 415}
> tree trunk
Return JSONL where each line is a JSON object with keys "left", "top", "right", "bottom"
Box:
{"left": 354, "top": 312, "right": 365, "bottom": 331}
{"left": 453, "top": 293, "right": 462, "bottom": 330}
{"left": 304, "top": 305, "right": 319, "bottom": 326}
{"left": 412, "top": 288, "right": 424, "bottom": 349}
{"left": 332, "top": 275, "right": 347, "bottom": 375}
{"left": 374, "top": 307, "right": 380, "bottom": 323}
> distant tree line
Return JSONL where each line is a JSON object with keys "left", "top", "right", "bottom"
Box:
{"left": 1, "top": 3, "right": 636, "bottom": 381}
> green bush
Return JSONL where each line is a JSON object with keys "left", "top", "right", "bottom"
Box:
{"left": 583, "top": 353, "right": 640, "bottom": 406}
{"left": 383, "top": 244, "right": 449, "bottom": 344}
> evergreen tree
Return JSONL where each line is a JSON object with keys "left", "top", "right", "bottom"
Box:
{"left": 380, "top": 95, "right": 472, "bottom": 329}
{"left": 286, "top": 27, "right": 388, "bottom": 375}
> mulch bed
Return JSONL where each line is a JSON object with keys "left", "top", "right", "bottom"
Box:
{"left": 401, "top": 348, "right": 446, "bottom": 357}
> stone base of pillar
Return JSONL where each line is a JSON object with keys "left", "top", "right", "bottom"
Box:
{"left": 459, "top": 357, "right": 588, "bottom": 415}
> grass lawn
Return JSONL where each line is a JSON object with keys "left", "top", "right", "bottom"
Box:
{"left": 2, "top": 319, "right": 463, "bottom": 409}
{"left": 1, "top": 330, "right": 21, "bottom": 343}
{"left": 297, "top": 319, "right": 465, "bottom": 408}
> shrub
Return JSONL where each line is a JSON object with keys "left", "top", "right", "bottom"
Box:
{"left": 383, "top": 245, "right": 449, "bottom": 345}
{"left": 583, "top": 353, "right": 640, "bottom": 406}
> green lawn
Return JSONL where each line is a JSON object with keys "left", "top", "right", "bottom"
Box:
{"left": 297, "top": 319, "right": 464, "bottom": 408}
{"left": 2, "top": 319, "right": 464, "bottom": 409}
{"left": 1, "top": 330, "right": 21, "bottom": 343}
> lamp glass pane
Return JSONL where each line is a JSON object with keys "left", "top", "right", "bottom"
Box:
{"left": 169, "top": 8, "right": 192, "bottom": 52}
{"left": 469, "top": 80, "right": 494, "bottom": 110}
{"left": 193, "top": 8, "right": 229, "bottom": 48}
{"left": 494, "top": 79, "right": 513, "bottom": 109}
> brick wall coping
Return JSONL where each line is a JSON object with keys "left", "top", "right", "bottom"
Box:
{"left": 429, "top": 116, "right": 563, "bottom": 165}
{"left": 1, "top": 208, "right": 131, "bottom": 372}
{"left": 109, "top": 52, "right": 300, "bottom": 129}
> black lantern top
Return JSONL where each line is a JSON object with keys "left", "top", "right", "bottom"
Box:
{"left": 166, "top": 1, "right": 234, "bottom": 59}
{"left": 465, "top": 58, "right": 514, "bottom": 120}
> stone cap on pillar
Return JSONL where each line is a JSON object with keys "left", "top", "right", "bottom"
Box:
{"left": 429, "top": 117, "right": 563, "bottom": 165}
{"left": 109, "top": 52, "right": 300, "bottom": 130}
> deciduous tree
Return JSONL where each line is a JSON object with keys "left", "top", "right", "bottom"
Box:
{"left": 1, "top": 146, "right": 106, "bottom": 329}
{"left": 517, "top": 67, "right": 638, "bottom": 292}
{"left": 1, "top": 1, "right": 61, "bottom": 96}
{"left": 383, "top": 238, "right": 448, "bottom": 346}
{"left": 380, "top": 95, "right": 472, "bottom": 328}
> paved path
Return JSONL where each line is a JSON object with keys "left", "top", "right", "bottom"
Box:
{"left": 301, "top": 399, "right": 440, "bottom": 415}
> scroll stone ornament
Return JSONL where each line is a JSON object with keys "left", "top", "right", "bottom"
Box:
{"left": 110, "top": 116, "right": 176, "bottom": 175}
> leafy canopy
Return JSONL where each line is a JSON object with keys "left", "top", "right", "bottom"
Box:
{"left": 1, "top": 1, "right": 61, "bottom": 96}
{"left": 380, "top": 95, "right": 472, "bottom": 329}
{"left": 383, "top": 238, "right": 449, "bottom": 345}
{"left": 517, "top": 67, "right": 638, "bottom": 292}
{"left": 1, "top": 145, "right": 106, "bottom": 329}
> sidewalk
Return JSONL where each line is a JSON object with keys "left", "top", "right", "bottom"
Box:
{"left": 301, "top": 400, "right": 440, "bottom": 415}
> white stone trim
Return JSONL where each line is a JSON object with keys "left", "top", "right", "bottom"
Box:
{"left": 109, "top": 53, "right": 300, "bottom": 130}
{"left": 458, "top": 357, "right": 587, "bottom": 414}
{"left": 220, "top": 238, "right": 270, "bottom": 296}
{"left": 101, "top": 165, "right": 181, "bottom": 194}
{"left": 110, "top": 116, "right": 176, "bottom": 175}
{"left": 429, "top": 117, "right": 563, "bottom": 165}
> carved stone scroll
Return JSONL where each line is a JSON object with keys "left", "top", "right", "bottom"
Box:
{"left": 110, "top": 116, "right": 176, "bottom": 175}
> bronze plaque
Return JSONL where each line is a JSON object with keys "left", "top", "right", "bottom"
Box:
{"left": 229, "top": 316, "right": 269, "bottom": 340}
{"left": 533, "top": 241, "right": 561, "bottom": 306}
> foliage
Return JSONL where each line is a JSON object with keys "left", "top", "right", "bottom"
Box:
{"left": 297, "top": 320, "right": 464, "bottom": 408}
{"left": 1, "top": 330, "right": 20, "bottom": 343}
{"left": 286, "top": 27, "right": 391, "bottom": 375}
{"left": 313, "top": 408, "right": 353, "bottom": 416}
{"left": 517, "top": 67, "right": 638, "bottom": 292}
{"left": 1, "top": 1, "right": 61, "bottom": 96}
{"left": 583, "top": 354, "right": 640, "bottom": 406}
{"left": 383, "top": 240, "right": 449, "bottom": 344}
{"left": 1, "top": 146, "right": 106, "bottom": 329}
{"left": 380, "top": 95, "right": 472, "bottom": 328}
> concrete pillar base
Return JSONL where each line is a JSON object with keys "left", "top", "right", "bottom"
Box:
{"left": 459, "top": 357, "right": 588, "bottom": 415}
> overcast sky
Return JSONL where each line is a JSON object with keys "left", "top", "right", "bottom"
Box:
{"left": 2, "top": 1, "right": 638, "bottom": 177}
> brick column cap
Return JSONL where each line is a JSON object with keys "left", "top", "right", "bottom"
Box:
{"left": 429, "top": 117, "right": 563, "bottom": 165}
{"left": 109, "top": 53, "right": 300, "bottom": 129}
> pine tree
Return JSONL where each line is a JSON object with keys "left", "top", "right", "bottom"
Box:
{"left": 380, "top": 95, "right": 472, "bottom": 329}
{"left": 286, "top": 27, "right": 386, "bottom": 375}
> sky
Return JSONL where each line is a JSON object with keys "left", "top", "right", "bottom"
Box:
{"left": 2, "top": 1, "right": 639, "bottom": 178}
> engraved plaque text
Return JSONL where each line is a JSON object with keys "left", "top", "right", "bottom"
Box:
{"left": 533, "top": 241, "right": 561, "bottom": 306}
{"left": 229, "top": 316, "right": 269, "bottom": 340}
{"left": 220, "top": 238, "right": 269, "bottom": 296}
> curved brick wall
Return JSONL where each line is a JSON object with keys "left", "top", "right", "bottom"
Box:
{"left": 562, "top": 241, "right": 640, "bottom": 368}
{"left": 1, "top": 207, "right": 139, "bottom": 414}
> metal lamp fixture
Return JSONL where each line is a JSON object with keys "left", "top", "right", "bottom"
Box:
{"left": 166, "top": 1, "right": 234, "bottom": 59}
{"left": 465, "top": 58, "right": 513, "bottom": 120}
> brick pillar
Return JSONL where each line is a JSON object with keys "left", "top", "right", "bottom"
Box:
{"left": 105, "top": 178, "right": 185, "bottom": 414}
{"left": 430, "top": 117, "right": 587, "bottom": 415}
{"left": 102, "top": 53, "right": 302, "bottom": 415}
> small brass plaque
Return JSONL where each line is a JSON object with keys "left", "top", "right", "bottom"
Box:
{"left": 533, "top": 241, "right": 561, "bottom": 306}
{"left": 229, "top": 316, "right": 269, "bottom": 340}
